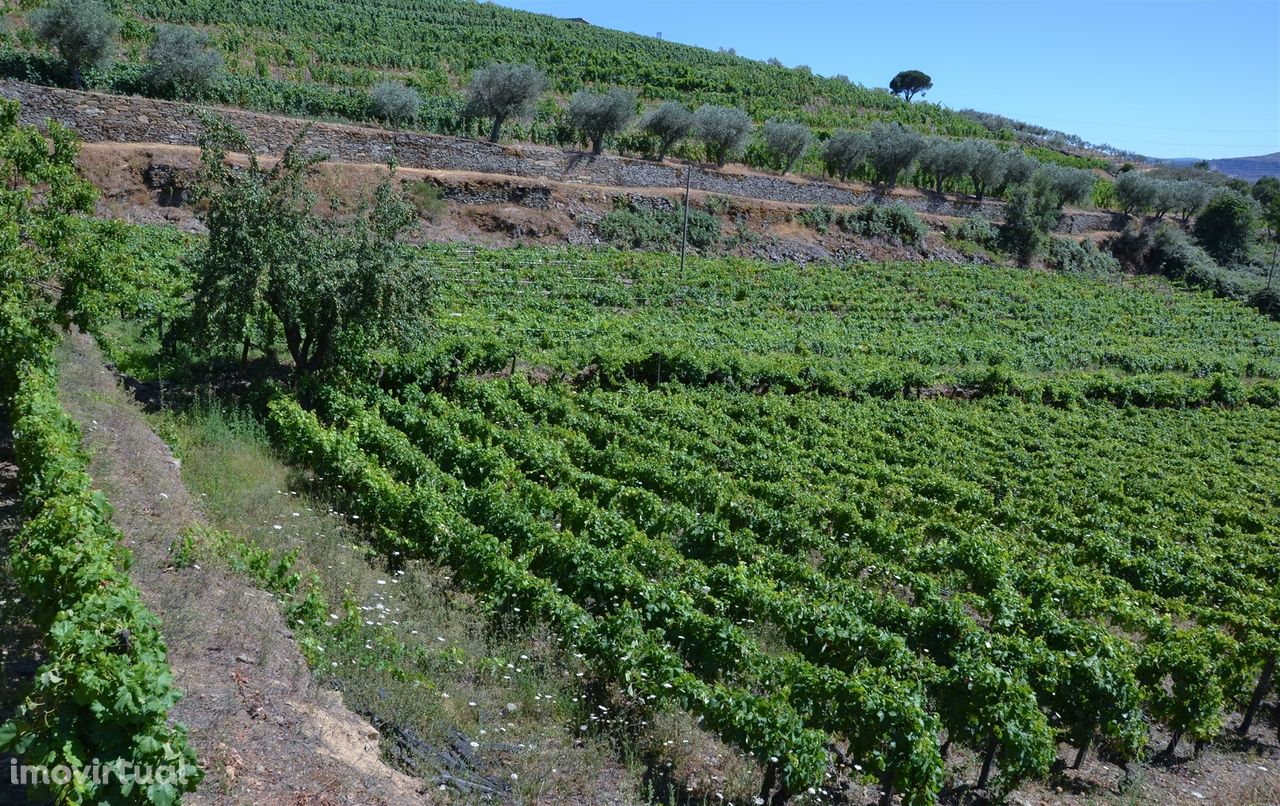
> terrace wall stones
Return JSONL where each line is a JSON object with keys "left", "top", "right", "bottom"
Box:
{"left": 2, "top": 80, "right": 1122, "bottom": 233}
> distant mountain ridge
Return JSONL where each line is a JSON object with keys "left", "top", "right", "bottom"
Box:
{"left": 1164, "top": 153, "right": 1280, "bottom": 182}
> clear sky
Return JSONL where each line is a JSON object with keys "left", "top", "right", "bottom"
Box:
{"left": 497, "top": 0, "right": 1280, "bottom": 160}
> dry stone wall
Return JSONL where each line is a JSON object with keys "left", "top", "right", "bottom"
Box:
{"left": 2, "top": 80, "right": 1120, "bottom": 233}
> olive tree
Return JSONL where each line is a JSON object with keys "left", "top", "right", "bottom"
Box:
{"left": 693, "top": 104, "right": 753, "bottom": 168}
{"left": 1001, "top": 171, "right": 1061, "bottom": 266}
{"left": 146, "top": 24, "right": 224, "bottom": 99}
{"left": 822, "top": 129, "right": 868, "bottom": 182}
{"left": 761, "top": 120, "right": 811, "bottom": 175}
{"left": 889, "top": 69, "right": 932, "bottom": 101}
{"left": 29, "top": 0, "right": 117, "bottom": 89}
{"left": 1115, "top": 171, "right": 1158, "bottom": 216}
{"left": 464, "top": 63, "right": 548, "bottom": 143}
{"left": 640, "top": 101, "right": 693, "bottom": 162}
{"left": 964, "top": 140, "right": 1005, "bottom": 203}
{"left": 1039, "top": 164, "right": 1095, "bottom": 209}
{"left": 370, "top": 80, "right": 422, "bottom": 127}
{"left": 186, "top": 119, "right": 417, "bottom": 378}
{"left": 866, "top": 121, "right": 924, "bottom": 188}
{"left": 566, "top": 87, "right": 636, "bottom": 155}
{"left": 1171, "top": 180, "right": 1212, "bottom": 222}
{"left": 918, "top": 138, "right": 972, "bottom": 193}
{"left": 998, "top": 149, "right": 1037, "bottom": 194}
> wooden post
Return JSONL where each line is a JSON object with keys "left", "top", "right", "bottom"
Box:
{"left": 976, "top": 734, "right": 998, "bottom": 789}
{"left": 1072, "top": 736, "right": 1091, "bottom": 770}
{"left": 1240, "top": 653, "right": 1275, "bottom": 735}
{"left": 679, "top": 165, "right": 692, "bottom": 278}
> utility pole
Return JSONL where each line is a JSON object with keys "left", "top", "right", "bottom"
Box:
{"left": 679, "top": 164, "right": 693, "bottom": 277}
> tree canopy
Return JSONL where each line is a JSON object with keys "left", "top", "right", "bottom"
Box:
{"left": 464, "top": 63, "right": 548, "bottom": 143}
{"left": 566, "top": 87, "right": 636, "bottom": 155}
{"left": 29, "top": 0, "right": 117, "bottom": 89}
{"left": 889, "top": 69, "right": 932, "bottom": 102}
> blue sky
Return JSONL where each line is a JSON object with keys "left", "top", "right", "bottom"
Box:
{"left": 498, "top": 0, "right": 1280, "bottom": 160}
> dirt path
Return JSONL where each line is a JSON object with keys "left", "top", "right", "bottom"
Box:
{"left": 54, "top": 329, "right": 429, "bottom": 806}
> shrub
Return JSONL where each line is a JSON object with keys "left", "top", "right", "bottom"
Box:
{"left": 1193, "top": 189, "right": 1258, "bottom": 265}
{"left": 597, "top": 202, "right": 720, "bottom": 250}
{"left": 1000, "top": 172, "right": 1061, "bottom": 266}
{"left": 946, "top": 216, "right": 1000, "bottom": 248}
{"left": 566, "top": 87, "right": 636, "bottom": 155}
{"left": 406, "top": 180, "right": 447, "bottom": 222}
{"left": 839, "top": 202, "right": 926, "bottom": 246}
{"left": 1043, "top": 237, "right": 1121, "bottom": 275}
{"left": 369, "top": 80, "right": 421, "bottom": 127}
{"left": 800, "top": 203, "right": 835, "bottom": 233}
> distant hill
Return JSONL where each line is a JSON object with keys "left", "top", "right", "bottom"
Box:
{"left": 1163, "top": 153, "right": 1280, "bottom": 182}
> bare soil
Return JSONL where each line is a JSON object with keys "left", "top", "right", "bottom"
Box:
{"left": 52, "top": 329, "right": 430, "bottom": 805}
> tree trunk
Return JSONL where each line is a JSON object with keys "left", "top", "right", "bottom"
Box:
{"left": 1164, "top": 730, "right": 1181, "bottom": 758}
{"left": 877, "top": 770, "right": 896, "bottom": 806}
{"left": 976, "top": 734, "right": 998, "bottom": 789}
{"left": 1240, "top": 653, "right": 1275, "bottom": 735}
{"left": 592, "top": 138, "right": 603, "bottom": 156}
{"left": 1072, "top": 736, "right": 1091, "bottom": 769}
{"left": 489, "top": 114, "right": 505, "bottom": 143}
{"left": 758, "top": 761, "right": 778, "bottom": 806}
{"left": 656, "top": 142, "right": 669, "bottom": 162}
{"left": 71, "top": 62, "right": 83, "bottom": 90}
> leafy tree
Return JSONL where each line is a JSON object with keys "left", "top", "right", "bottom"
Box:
{"left": 693, "top": 104, "right": 752, "bottom": 168}
{"left": 1001, "top": 171, "right": 1061, "bottom": 266}
{"left": 464, "top": 63, "right": 548, "bottom": 143}
{"left": 918, "top": 138, "right": 972, "bottom": 193}
{"left": 1193, "top": 189, "right": 1258, "bottom": 265}
{"left": 996, "top": 149, "right": 1036, "bottom": 195}
{"left": 369, "top": 80, "right": 421, "bottom": 127}
{"left": 761, "top": 120, "right": 811, "bottom": 175}
{"left": 1170, "top": 181, "right": 1212, "bottom": 222}
{"left": 1251, "top": 176, "right": 1280, "bottom": 209}
{"left": 866, "top": 121, "right": 924, "bottom": 188}
{"left": 889, "top": 69, "right": 932, "bottom": 101}
{"left": 640, "top": 101, "right": 693, "bottom": 162}
{"left": 186, "top": 119, "right": 417, "bottom": 378}
{"left": 963, "top": 140, "right": 1005, "bottom": 203}
{"left": 29, "top": 0, "right": 117, "bottom": 89}
{"left": 146, "top": 24, "right": 223, "bottom": 99}
{"left": 1115, "top": 171, "right": 1158, "bottom": 216}
{"left": 1038, "top": 164, "right": 1095, "bottom": 209}
{"left": 822, "top": 129, "right": 868, "bottom": 182}
{"left": 566, "top": 87, "right": 636, "bottom": 155}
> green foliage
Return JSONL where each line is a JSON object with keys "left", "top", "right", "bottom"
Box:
{"left": 889, "top": 69, "right": 932, "bottom": 101}
{"left": 464, "top": 62, "right": 548, "bottom": 142}
{"left": 693, "top": 104, "right": 752, "bottom": 168}
{"left": 28, "top": 0, "right": 117, "bottom": 87}
{"left": 838, "top": 202, "right": 927, "bottom": 246}
{"left": 1043, "top": 236, "right": 1121, "bottom": 275}
{"left": 368, "top": 79, "right": 421, "bottom": 126}
{"left": 865, "top": 121, "right": 924, "bottom": 188}
{"left": 822, "top": 129, "right": 867, "bottom": 182}
{"left": 638, "top": 100, "right": 692, "bottom": 162}
{"left": 182, "top": 118, "right": 417, "bottom": 377}
{"left": 565, "top": 87, "right": 636, "bottom": 155}
{"left": 964, "top": 140, "right": 1005, "bottom": 203}
{"left": 1193, "top": 189, "right": 1258, "bottom": 265}
{"left": 405, "top": 179, "right": 447, "bottom": 222}
{"left": 760, "top": 120, "right": 811, "bottom": 175}
{"left": 799, "top": 203, "right": 834, "bottom": 234}
{"left": 146, "top": 23, "right": 222, "bottom": 99}
{"left": 596, "top": 200, "right": 720, "bottom": 251}
{"left": 1000, "top": 172, "right": 1061, "bottom": 266}
{"left": 946, "top": 215, "right": 1000, "bottom": 248}
{"left": 0, "top": 101, "right": 199, "bottom": 804}
{"left": 917, "top": 138, "right": 971, "bottom": 193}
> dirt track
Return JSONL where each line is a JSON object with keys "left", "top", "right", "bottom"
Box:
{"left": 53, "top": 330, "right": 428, "bottom": 806}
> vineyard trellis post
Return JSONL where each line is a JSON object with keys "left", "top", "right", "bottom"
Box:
{"left": 679, "top": 164, "right": 693, "bottom": 278}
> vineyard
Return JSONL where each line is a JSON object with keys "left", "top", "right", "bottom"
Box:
{"left": 1, "top": 0, "right": 992, "bottom": 144}
{"left": 247, "top": 244, "right": 1280, "bottom": 804}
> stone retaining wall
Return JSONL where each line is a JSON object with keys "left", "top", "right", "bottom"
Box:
{"left": 2, "top": 80, "right": 1122, "bottom": 233}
